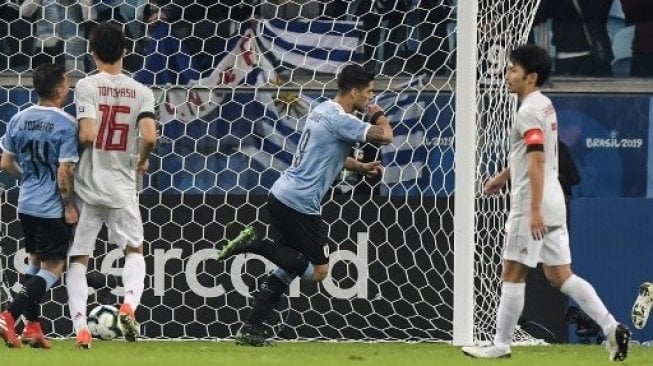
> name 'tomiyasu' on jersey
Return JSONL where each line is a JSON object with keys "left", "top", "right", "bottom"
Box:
{"left": 74, "top": 72, "right": 155, "bottom": 208}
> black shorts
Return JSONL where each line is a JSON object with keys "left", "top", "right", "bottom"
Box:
{"left": 268, "top": 194, "right": 329, "bottom": 265}
{"left": 19, "top": 213, "right": 71, "bottom": 261}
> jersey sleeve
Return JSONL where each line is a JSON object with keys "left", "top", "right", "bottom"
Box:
{"left": 58, "top": 125, "right": 79, "bottom": 163}
{"left": 0, "top": 117, "right": 17, "bottom": 155}
{"left": 137, "top": 87, "right": 156, "bottom": 122}
{"left": 515, "top": 108, "right": 544, "bottom": 136}
{"left": 74, "top": 79, "right": 97, "bottom": 120}
{"left": 327, "top": 114, "right": 371, "bottom": 143}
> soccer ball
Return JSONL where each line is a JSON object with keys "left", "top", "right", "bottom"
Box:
{"left": 88, "top": 305, "right": 122, "bottom": 340}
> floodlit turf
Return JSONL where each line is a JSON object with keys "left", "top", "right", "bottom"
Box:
{"left": 3, "top": 341, "right": 653, "bottom": 366}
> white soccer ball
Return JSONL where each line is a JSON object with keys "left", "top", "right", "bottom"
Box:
{"left": 88, "top": 305, "right": 122, "bottom": 340}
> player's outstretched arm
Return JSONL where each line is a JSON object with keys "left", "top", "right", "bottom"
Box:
{"left": 57, "top": 161, "right": 78, "bottom": 224}
{"left": 137, "top": 117, "right": 157, "bottom": 175}
{"left": 365, "top": 104, "right": 393, "bottom": 146}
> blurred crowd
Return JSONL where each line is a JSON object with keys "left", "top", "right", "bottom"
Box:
{"left": 532, "top": 0, "right": 652, "bottom": 77}
{"left": 0, "top": 0, "right": 650, "bottom": 79}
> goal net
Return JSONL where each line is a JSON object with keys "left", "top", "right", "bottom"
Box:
{"left": 0, "top": 0, "right": 540, "bottom": 341}
{"left": 474, "top": 1, "right": 543, "bottom": 343}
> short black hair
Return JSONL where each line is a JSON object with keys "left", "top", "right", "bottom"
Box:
{"left": 89, "top": 22, "right": 126, "bottom": 64}
{"left": 509, "top": 45, "right": 551, "bottom": 86}
{"left": 337, "top": 64, "right": 374, "bottom": 93}
{"left": 33, "top": 63, "right": 66, "bottom": 100}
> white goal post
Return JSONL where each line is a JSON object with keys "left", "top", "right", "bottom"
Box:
{"left": 452, "top": 0, "right": 478, "bottom": 346}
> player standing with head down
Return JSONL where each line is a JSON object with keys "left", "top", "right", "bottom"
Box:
{"left": 0, "top": 63, "right": 78, "bottom": 349}
{"left": 217, "top": 64, "right": 393, "bottom": 346}
{"left": 461, "top": 45, "right": 630, "bottom": 361}
{"left": 66, "top": 22, "right": 157, "bottom": 348}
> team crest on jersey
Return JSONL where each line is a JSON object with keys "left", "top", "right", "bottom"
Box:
{"left": 551, "top": 122, "right": 557, "bottom": 131}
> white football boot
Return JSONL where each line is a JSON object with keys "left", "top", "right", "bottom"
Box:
{"left": 462, "top": 344, "right": 511, "bottom": 358}
{"left": 632, "top": 282, "right": 653, "bottom": 329}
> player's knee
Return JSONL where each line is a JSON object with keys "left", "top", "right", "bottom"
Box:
{"left": 69, "top": 255, "right": 90, "bottom": 267}
{"left": 546, "top": 272, "right": 571, "bottom": 288}
{"left": 546, "top": 274, "right": 565, "bottom": 288}
{"left": 124, "top": 244, "right": 143, "bottom": 256}
{"left": 312, "top": 264, "right": 329, "bottom": 282}
{"left": 501, "top": 261, "right": 527, "bottom": 283}
{"left": 543, "top": 265, "right": 573, "bottom": 288}
{"left": 28, "top": 253, "right": 41, "bottom": 267}
{"left": 40, "top": 259, "right": 66, "bottom": 277}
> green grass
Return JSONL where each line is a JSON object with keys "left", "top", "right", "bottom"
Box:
{"left": 4, "top": 341, "right": 653, "bottom": 366}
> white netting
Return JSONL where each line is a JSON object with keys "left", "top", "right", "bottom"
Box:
{"left": 474, "top": 0, "right": 542, "bottom": 343}
{"left": 0, "top": 0, "right": 538, "bottom": 341}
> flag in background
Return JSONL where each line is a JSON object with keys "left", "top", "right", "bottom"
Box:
{"left": 150, "top": 24, "right": 447, "bottom": 195}
{"left": 155, "top": 29, "right": 275, "bottom": 124}
{"left": 153, "top": 27, "right": 319, "bottom": 191}
{"left": 376, "top": 76, "right": 429, "bottom": 185}
{"left": 246, "top": 86, "right": 318, "bottom": 171}
{"left": 256, "top": 18, "right": 360, "bottom": 74}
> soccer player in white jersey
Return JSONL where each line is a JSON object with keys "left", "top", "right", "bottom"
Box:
{"left": 461, "top": 45, "right": 630, "bottom": 361}
{"left": 0, "top": 63, "right": 78, "bottom": 349}
{"left": 67, "top": 23, "right": 157, "bottom": 348}
{"left": 217, "top": 64, "right": 393, "bottom": 346}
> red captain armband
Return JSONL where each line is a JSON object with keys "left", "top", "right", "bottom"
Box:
{"left": 524, "top": 129, "right": 544, "bottom": 152}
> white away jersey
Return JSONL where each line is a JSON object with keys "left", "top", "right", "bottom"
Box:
{"left": 74, "top": 72, "right": 155, "bottom": 208}
{"left": 508, "top": 90, "right": 566, "bottom": 227}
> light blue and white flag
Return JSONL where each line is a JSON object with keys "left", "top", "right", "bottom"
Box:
{"left": 376, "top": 77, "right": 429, "bottom": 184}
{"left": 248, "top": 79, "right": 319, "bottom": 172}
{"left": 256, "top": 18, "right": 360, "bottom": 74}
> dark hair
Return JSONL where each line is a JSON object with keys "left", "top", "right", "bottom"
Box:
{"left": 337, "top": 64, "right": 375, "bottom": 93}
{"left": 509, "top": 45, "right": 551, "bottom": 86}
{"left": 89, "top": 22, "right": 126, "bottom": 64}
{"left": 33, "top": 63, "right": 66, "bottom": 100}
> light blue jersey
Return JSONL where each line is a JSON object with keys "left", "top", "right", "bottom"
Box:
{"left": 1, "top": 106, "right": 78, "bottom": 218}
{"left": 271, "top": 100, "right": 370, "bottom": 215}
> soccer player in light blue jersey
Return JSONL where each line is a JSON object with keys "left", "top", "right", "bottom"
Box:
{"left": 217, "top": 64, "right": 393, "bottom": 346}
{"left": 0, "top": 63, "right": 78, "bottom": 349}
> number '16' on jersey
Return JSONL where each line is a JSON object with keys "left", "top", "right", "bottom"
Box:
{"left": 73, "top": 72, "right": 155, "bottom": 208}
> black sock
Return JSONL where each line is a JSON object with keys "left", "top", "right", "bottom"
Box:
{"left": 8, "top": 276, "right": 46, "bottom": 320}
{"left": 249, "top": 240, "right": 310, "bottom": 276}
{"left": 246, "top": 274, "right": 288, "bottom": 328}
{"left": 22, "top": 274, "right": 39, "bottom": 322}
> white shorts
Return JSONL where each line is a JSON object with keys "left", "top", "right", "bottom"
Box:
{"left": 68, "top": 196, "right": 144, "bottom": 257}
{"left": 502, "top": 217, "right": 571, "bottom": 268}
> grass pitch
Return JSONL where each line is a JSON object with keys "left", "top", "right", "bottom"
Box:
{"left": 4, "top": 341, "right": 653, "bottom": 366}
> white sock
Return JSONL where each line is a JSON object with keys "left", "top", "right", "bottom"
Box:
{"left": 66, "top": 262, "right": 89, "bottom": 332}
{"left": 122, "top": 253, "right": 145, "bottom": 312}
{"left": 560, "top": 274, "right": 618, "bottom": 335}
{"left": 493, "top": 282, "right": 525, "bottom": 350}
